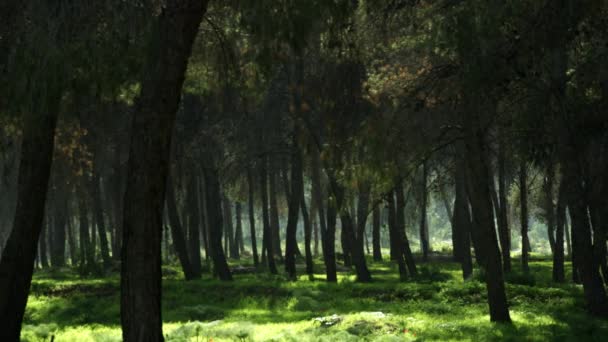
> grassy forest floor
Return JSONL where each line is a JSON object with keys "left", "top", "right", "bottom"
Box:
{"left": 22, "top": 256, "right": 608, "bottom": 341}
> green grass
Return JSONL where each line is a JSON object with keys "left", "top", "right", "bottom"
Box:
{"left": 22, "top": 257, "right": 608, "bottom": 341}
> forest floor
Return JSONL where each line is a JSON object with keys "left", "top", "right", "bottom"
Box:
{"left": 22, "top": 256, "right": 608, "bottom": 341}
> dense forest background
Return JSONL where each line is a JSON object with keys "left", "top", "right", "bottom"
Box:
{"left": 1, "top": 0, "right": 608, "bottom": 341}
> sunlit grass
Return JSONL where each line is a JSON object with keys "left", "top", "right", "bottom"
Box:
{"left": 22, "top": 257, "right": 608, "bottom": 341}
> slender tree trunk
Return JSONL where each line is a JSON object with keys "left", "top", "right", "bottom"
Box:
{"left": 543, "top": 163, "right": 557, "bottom": 255}
{"left": 203, "top": 167, "right": 232, "bottom": 280}
{"left": 235, "top": 202, "right": 244, "bottom": 256}
{"left": 51, "top": 190, "right": 67, "bottom": 268}
{"left": 39, "top": 217, "right": 50, "bottom": 268}
{"left": 260, "top": 157, "right": 278, "bottom": 274}
{"left": 388, "top": 191, "right": 407, "bottom": 280}
{"left": 120, "top": 2, "right": 208, "bottom": 340}
{"left": 553, "top": 177, "right": 566, "bottom": 282}
{"left": 247, "top": 168, "right": 259, "bottom": 267}
{"left": 166, "top": 177, "right": 197, "bottom": 280}
{"left": 396, "top": 182, "right": 418, "bottom": 277}
{"left": 325, "top": 190, "right": 338, "bottom": 282}
{"left": 0, "top": 100, "right": 59, "bottom": 339}
{"left": 223, "top": 196, "right": 237, "bottom": 259}
{"left": 519, "top": 162, "right": 530, "bottom": 273}
{"left": 67, "top": 209, "right": 78, "bottom": 266}
{"left": 420, "top": 162, "right": 430, "bottom": 261}
{"left": 454, "top": 154, "right": 473, "bottom": 279}
{"left": 497, "top": 137, "right": 511, "bottom": 272}
{"left": 463, "top": 109, "right": 511, "bottom": 322}
{"left": 186, "top": 172, "right": 203, "bottom": 275}
{"left": 269, "top": 166, "right": 283, "bottom": 260}
{"left": 285, "top": 133, "right": 303, "bottom": 280}
{"left": 78, "top": 188, "right": 95, "bottom": 271}
{"left": 372, "top": 204, "right": 382, "bottom": 261}
{"left": 301, "top": 188, "right": 314, "bottom": 278}
{"left": 92, "top": 174, "right": 111, "bottom": 269}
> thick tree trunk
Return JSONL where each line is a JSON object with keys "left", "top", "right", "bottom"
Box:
{"left": 497, "top": 137, "right": 511, "bottom": 272}
{"left": 186, "top": 172, "right": 203, "bottom": 275}
{"left": 519, "top": 162, "right": 530, "bottom": 273}
{"left": 372, "top": 204, "right": 382, "bottom": 261}
{"left": 419, "top": 162, "right": 430, "bottom": 261}
{"left": 120, "top": 2, "right": 208, "bottom": 340}
{"left": 203, "top": 167, "right": 233, "bottom": 281}
{"left": 463, "top": 110, "right": 511, "bottom": 322}
{"left": 259, "top": 157, "right": 278, "bottom": 274}
{"left": 247, "top": 168, "right": 259, "bottom": 267}
{"left": 92, "top": 174, "right": 111, "bottom": 269}
{"left": 166, "top": 177, "right": 197, "bottom": 280}
{"left": 0, "top": 102, "right": 59, "bottom": 340}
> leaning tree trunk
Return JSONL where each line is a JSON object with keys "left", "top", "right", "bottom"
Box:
{"left": 0, "top": 99, "right": 59, "bottom": 340}
{"left": 497, "top": 136, "right": 511, "bottom": 272}
{"left": 247, "top": 168, "right": 259, "bottom": 267}
{"left": 396, "top": 182, "right": 417, "bottom": 277}
{"left": 120, "top": 2, "right": 208, "bottom": 340}
{"left": 463, "top": 109, "right": 511, "bottom": 323}
{"left": 166, "top": 177, "right": 197, "bottom": 280}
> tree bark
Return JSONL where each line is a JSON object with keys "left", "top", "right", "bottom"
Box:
{"left": 223, "top": 196, "right": 237, "bottom": 259}
{"left": 92, "top": 174, "right": 111, "bottom": 269}
{"left": 269, "top": 165, "right": 283, "bottom": 260}
{"left": 51, "top": 189, "right": 67, "bottom": 268}
{"left": 454, "top": 154, "right": 473, "bottom": 279}
{"left": 497, "top": 136, "right": 511, "bottom": 272}
{"left": 120, "top": 2, "right": 208, "bottom": 340}
{"left": 553, "top": 177, "right": 566, "bottom": 282}
{"left": 396, "top": 182, "right": 418, "bottom": 277}
{"left": 235, "top": 202, "right": 244, "bottom": 256}
{"left": 285, "top": 133, "right": 303, "bottom": 280}
{"left": 39, "top": 217, "right": 50, "bottom": 268}
{"left": 388, "top": 191, "right": 407, "bottom": 280}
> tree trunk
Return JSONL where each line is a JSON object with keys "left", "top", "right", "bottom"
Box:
{"left": 388, "top": 190, "right": 407, "bottom": 280}
{"left": 78, "top": 188, "right": 95, "bottom": 272}
{"left": 235, "top": 202, "right": 244, "bottom": 256}
{"left": 553, "top": 177, "right": 566, "bottom": 282}
{"left": 519, "top": 162, "right": 530, "bottom": 273}
{"left": 259, "top": 157, "right": 278, "bottom": 274}
{"left": 269, "top": 166, "right": 283, "bottom": 260}
{"left": 247, "top": 168, "right": 259, "bottom": 267}
{"left": 396, "top": 182, "right": 417, "bottom": 276}
{"left": 285, "top": 133, "right": 303, "bottom": 280}
{"left": 166, "top": 177, "right": 197, "bottom": 280}
{"left": 0, "top": 100, "right": 59, "bottom": 339}
{"left": 120, "top": 2, "right": 208, "bottom": 340}
{"left": 463, "top": 110, "right": 511, "bottom": 322}
{"left": 92, "top": 174, "right": 111, "bottom": 269}
{"left": 372, "top": 204, "right": 382, "bottom": 261}
{"left": 203, "top": 167, "right": 233, "bottom": 281}
{"left": 325, "top": 190, "right": 338, "bottom": 282}
{"left": 50, "top": 185, "right": 67, "bottom": 268}
{"left": 301, "top": 187, "right": 314, "bottom": 278}
{"left": 67, "top": 210, "right": 78, "bottom": 266}
{"left": 186, "top": 172, "right": 203, "bottom": 276}
{"left": 497, "top": 136, "right": 511, "bottom": 272}
{"left": 420, "top": 162, "right": 430, "bottom": 261}
{"left": 39, "top": 217, "right": 50, "bottom": 268}
{"left": 454, "top": 154, "right": 473, "bottom": 279}
{"left": 223, "top": 196, "right": 237, "bottom": 259}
